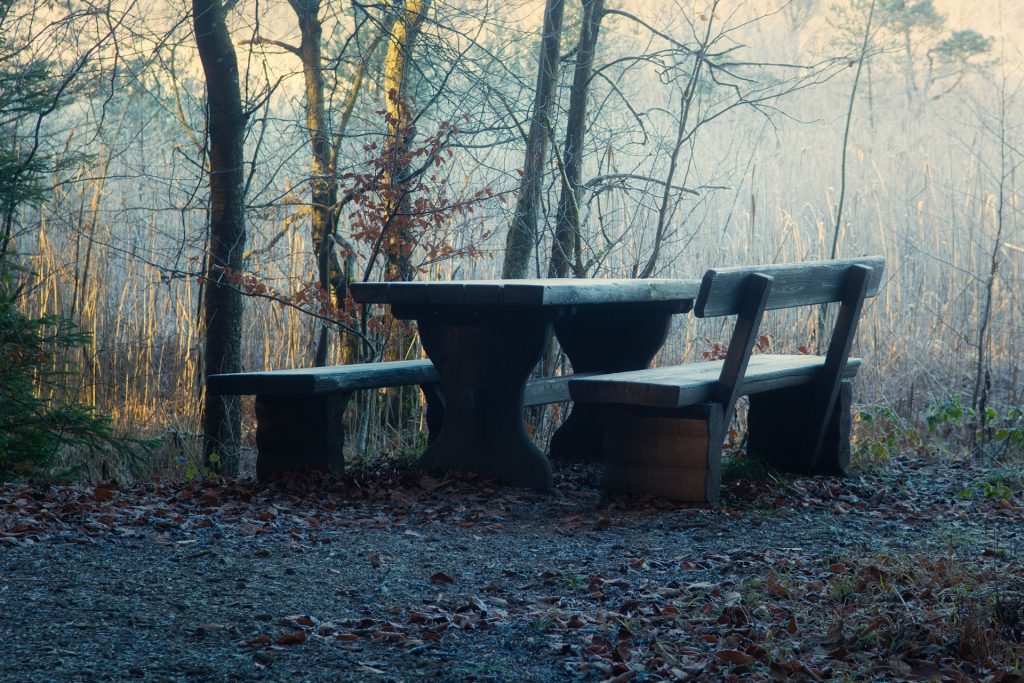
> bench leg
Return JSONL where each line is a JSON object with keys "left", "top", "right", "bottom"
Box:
{"left": 746, "top": 379, "right": 853, "bottom": 475}
{"left": 253, "top": 393, "right": 350, "bottom": 480}
{"left": 602, "top": 403, "right": 724, "bottom": 504}
{"left": 551, "top": 307, "right": 675, "bottom": 461}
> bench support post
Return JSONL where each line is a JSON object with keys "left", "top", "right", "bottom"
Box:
{"left": 805, "top": 265, "right": 871, "bottom": 472}
{"left": 551, "top": 306, "right": 676, "bottom": 461}
{"left": 254, "top": 393, "right": 351, "bottom": 480}
{"left": 603, "top": 403, "right": 724, "bottom": 504}
{"left": 747, "top": 379, "right": 853, "bottom": 475}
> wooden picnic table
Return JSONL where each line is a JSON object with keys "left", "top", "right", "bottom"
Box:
{"left": 350, "top": 278, "right": 702, "bottom": 489}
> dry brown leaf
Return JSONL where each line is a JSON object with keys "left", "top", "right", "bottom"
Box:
{"left": 242, "top": 635, "right": 271, "bottom": 647}
{"left": 276, "top": 631, "right": 307, "bottom": 646}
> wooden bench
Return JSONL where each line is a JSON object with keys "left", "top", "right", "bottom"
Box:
{"left": 569, "top": 256, "right": 885, "bottom": 504}
{"left": 208, "top": 360, "right": 585, "bottom": 481}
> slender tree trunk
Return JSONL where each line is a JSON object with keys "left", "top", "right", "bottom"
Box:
{"left": 378, "top": 0, "right": 428, "bottom": 433}
{"left": 902, "top": 28, "right": 916, "bottom": 106}
{"left": 194, "top": 0, "right": 246, "bottom": 474}
{"left": 972, "top": 62, "right": 1009, "bottom": 438}
{"left": 638, "top": 3, "right": 716, "bottom": 279}
{"left": 549, "top": 0, "right": 604, "bottom": 279}
{"left": 383, "top": 0, "right": 427, "bottom": 285}
{"left": 502, "top": 0, "right": 565, "bottom": 279}
{"left": 830, "top": 0, "right": 875, "bottom": 261}
{"left": 289, "top": 0, "right": 351, "bottom": 367}
{"left": 817, "top": 0, "right": 875, "bottom": 352}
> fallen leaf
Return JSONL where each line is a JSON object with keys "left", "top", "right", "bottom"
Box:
{"left": 276, "top": 631, "right": 307, "bottom": 646}
{"left": 243, "top": 635, "right": 271, "bottom": 647}
{"left": 716, "top": 649, "right": 754, "bottom": 666}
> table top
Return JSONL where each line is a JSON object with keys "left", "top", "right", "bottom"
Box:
{"left": 350, "top": 278, "right": 702, "bottom": 308}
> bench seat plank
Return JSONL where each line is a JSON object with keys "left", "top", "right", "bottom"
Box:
{"left": 569, "top": 354, "right": 862, "bottom": 409}
{"left": 210, "top": 360, "right": 585, "bottom": 408}
{"left": 207, "top": 359, "right": 439, "bottom": 396}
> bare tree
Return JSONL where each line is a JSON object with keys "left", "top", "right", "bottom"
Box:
{"left": 549, "top": 0, "right": 605, "bottom": 279}
{"left": 193, "top": 0, "right": 246, "bottom": 473}
{"left": 502, "top": 0, "right": 564, "bottom": 279}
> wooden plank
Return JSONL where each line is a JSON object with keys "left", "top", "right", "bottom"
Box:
{"left": 350, "top": 281, "right": 390, "bottom": 303}
{"left": 208, "top": 359, "right": 438, "bottom": 396}
{"left": 604, "top": 462, "right": 716, "bottom": 502}
{"left": 712, "top": 273, "right": 772, "bottom": 425}
{"left": 695, "top": 256, "right": 885, "bottom": 317}
{"left": 569, "top": 355, "right": 861, "bottom": 409}
{"left": 350, "top": 278, "right": 701, "bottom": 307}
{"left": 602, "top": 403, "right": 724, "bottom": 503}
{"left": 502, "top": 278, "right": 701, "bottom": 306}
{"left": 212, "top": 358, "right": 602, "bottom": 409}
{"left": 522, "top": 374, "right": 597, "bottom": 406}
{"left": 605, "top": 433, "right": 713, "bottom": 469}
{"left": 805, "top": 265, "right": 871, "bottom": 472}
{"left": 740, "top": 358, "right": 860, "bottom": 394}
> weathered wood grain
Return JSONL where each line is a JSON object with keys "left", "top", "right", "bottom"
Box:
{"left": 350, "top": 278, "right": 701, "bottom": 308}
{"left": 569, "top": 355, "right": 862, "bottom": 409}
{"left": 804, "top": 265, "right": 871, "bottom": 471}
{"left": 603, "top": 403, "right": 723, "bottom": 503}
{"left": 523, "top": 373, "right": 596, "bottom": 406}
{"left": 208, "top": 359, "right": 439, "bottom": 396}
{"left": 694, "top": 256, "right": 884, "bottom": 317}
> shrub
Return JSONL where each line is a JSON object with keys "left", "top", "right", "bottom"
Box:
{"left": 0, "top": 262, "right": 144, "bottom": 480}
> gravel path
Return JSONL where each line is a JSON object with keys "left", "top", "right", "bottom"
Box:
{"left": 2, "top": 458, "right": 1022, "bottom": 682}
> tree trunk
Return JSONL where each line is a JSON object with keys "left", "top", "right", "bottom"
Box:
{"left": 379, "top": 0, "right": 428, "bottom": 433}
{"left": 194, "top": 0, "right": 246, "bottom": 474}
{"left": 638, "top": 4, "right": 716, "bottom": 279}
{"left": 288, "top": 0, "right": 352, "bottom": 367}
{"left": 549, "top": 0, "right": 604, "bottom": 279}
{"left": 382, "top": 0, "right": 428, "bottom": 285}
{"left": 502, "top": 0, "right": 565, "bottom": 279}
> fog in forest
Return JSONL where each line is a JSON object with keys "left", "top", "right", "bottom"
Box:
{"left": 2, "top": 0, "right": 1021, "bottom": 477}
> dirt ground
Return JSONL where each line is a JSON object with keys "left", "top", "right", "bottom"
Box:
{"left": 1, "top": 454, "right": 1023, "bottom": 682}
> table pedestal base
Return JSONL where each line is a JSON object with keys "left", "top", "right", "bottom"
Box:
{"left": 417, "top": 317, "right": 554, "bottom": 489}
{"left": 551, "top": 307, "right": 675, "bottom": 461}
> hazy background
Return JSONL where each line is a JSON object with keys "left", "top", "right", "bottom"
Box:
{"left": 8, "top": 0, "right": 1022, "bottom": 474}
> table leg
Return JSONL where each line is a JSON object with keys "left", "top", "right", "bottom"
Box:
{"left": 417, "top": 317, "right": 554, "bottom": 489}
{"left": 551, "top": 308, "right": 675, "bottom": 461}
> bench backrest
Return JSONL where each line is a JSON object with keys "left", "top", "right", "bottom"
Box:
{"left": 697, "top": 257, "right": 884, "bottom": 471}
{"left": 694, "top": 256, "right": 885, "bottom": 318}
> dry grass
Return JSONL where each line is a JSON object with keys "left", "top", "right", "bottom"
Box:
{"left": 11, "top": 1, "right": 1023, "bottom": 479}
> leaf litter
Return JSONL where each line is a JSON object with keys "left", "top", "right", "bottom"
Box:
{"left": 0, "top": 455, "right": 1022, "bottom": 681}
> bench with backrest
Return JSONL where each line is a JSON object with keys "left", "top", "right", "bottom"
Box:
{"left": 568, "top": 256, "right": 885, "bottom": 504}
{"left": 207, "top": 360, "right": 586, "bottom": 481}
